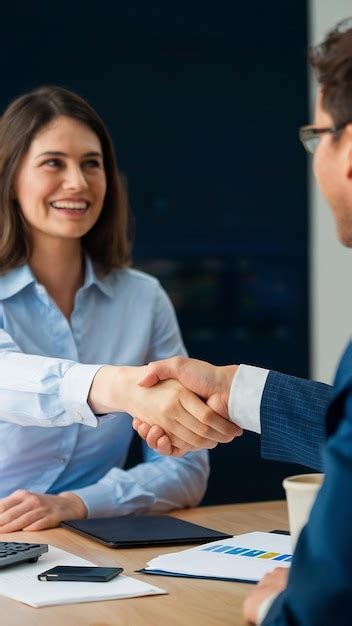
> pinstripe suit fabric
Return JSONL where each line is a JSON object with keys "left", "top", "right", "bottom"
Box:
{"left": 261, "top": 371, "right": 334, "bottom": 470}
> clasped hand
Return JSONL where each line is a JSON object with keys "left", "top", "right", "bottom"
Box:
{"left": 127, "top": 356, "right": 243, "bottom": 456}
{"left": 90, "top": 362, "right": 241, "bottom": 456}
{"left": 89, "top": 365, "right": 238, "bottom": 456}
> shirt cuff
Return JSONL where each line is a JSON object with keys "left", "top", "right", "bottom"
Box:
{"left": 228, "top": 364, "right": 269, "bottom": 433}
{"left": 60, "top": 363, "right": 105, "bottom": 427}
{"left": 71, "top": 480, "right": 121, "bottom": 517}
{"left": 257, "top": 592, "right": 279, "bottom": 624}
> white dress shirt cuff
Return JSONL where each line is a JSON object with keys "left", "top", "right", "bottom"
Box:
{"left": 228, "top": 364, "right": 269, "bottom": 433}
{"left": 257, "top": 592, "right": 279, "bottom": 624}
{"left": 60, "top": 363, "right": 104, "bottom": 427}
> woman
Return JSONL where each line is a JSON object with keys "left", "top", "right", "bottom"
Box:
{"left": 0, "top": 85, "right": 227, "bottom": 531}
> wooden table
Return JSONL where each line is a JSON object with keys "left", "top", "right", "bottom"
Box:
{"left": 0, "top": 501, "right": 288, "bottom": 626}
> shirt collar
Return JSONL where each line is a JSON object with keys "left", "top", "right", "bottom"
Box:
{"left": 81, "top": 256, "right": 116, "bottom": 297}
{"left": 0, "top": 264, "right": 36, "bottom": 300}
{"left": 0, "top": 256, "right": 116, "bottom": 301}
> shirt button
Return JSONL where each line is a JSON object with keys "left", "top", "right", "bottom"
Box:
{"left": 75, "top": 412, "right": 84, "bottom": 423}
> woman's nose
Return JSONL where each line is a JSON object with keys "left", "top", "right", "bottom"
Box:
{"left": 62, "top": 165, "right": 88, "bottom": 190}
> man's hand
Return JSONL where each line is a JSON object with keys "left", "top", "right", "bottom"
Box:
{"left": 242, "top": 567, "right": 289, "bottom": 624}
{"left": 0, "top": 490, "right": 87, "bottom": 532}
{"left": 89, "top": 365, "right": 240, "bottom": 453}
{"left": 131, "top": 357, "right": 242, "bottom": 456}
{"left": 139, "top": 357, "right": 238, "bottom": 418}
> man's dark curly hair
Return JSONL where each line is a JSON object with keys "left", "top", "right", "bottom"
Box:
{"left": 309, "top": 18, "right": 352, "bottom": 127}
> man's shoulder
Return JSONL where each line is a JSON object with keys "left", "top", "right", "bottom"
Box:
{"left": 325, "top": 341, "right": 352, "bottom": 437}
{"left": 332, "top": 340, "right": 352, "bottom": 392}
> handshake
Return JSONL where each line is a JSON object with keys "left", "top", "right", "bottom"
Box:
{"left": 89, "top": 356, "right": 242, "bottom": 457}
{"left": 133, "top": 357, "right": 243, "bottom": 456}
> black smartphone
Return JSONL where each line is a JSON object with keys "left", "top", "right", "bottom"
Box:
{"left": 38, "top": 565, "right": 123, "bottom": 582}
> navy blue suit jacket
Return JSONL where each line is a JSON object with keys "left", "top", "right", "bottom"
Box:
{"left": 262, "top": 341, "right": 352, "bottom": 625}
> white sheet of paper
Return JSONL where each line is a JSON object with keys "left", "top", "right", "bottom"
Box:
{"left": 0, "top": 545, "right": 166, "bottom": 607}
{"left": 145, "top": 532, "right": 292, "bottom": 582}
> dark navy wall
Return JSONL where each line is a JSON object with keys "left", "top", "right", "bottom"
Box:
{"left": 1, "top": 2, "right": 309, "bottom": 504}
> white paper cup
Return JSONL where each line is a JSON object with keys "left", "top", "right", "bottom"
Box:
{"left": 283, "top": 473, "right": 324, "bottom": 549}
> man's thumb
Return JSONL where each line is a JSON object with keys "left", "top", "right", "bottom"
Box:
{"left": 138, "top": 361, "right": 175, "bottom": 387}
{"left": 138, "top": 370, "right": 161, "bottom": 387}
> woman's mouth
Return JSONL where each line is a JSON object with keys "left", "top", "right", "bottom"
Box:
{"left": 49, "top": 200, "right": 90, "bottom": 214}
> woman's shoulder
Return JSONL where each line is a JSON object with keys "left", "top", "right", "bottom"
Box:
{"left": 0, "top": 264, "right": 34, "bottom": 302}
{"left": 105, "top": 266, "right": 162, "bottom": 295}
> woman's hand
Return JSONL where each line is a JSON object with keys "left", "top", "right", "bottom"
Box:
{"left": 89, "top": 365, "right": 240, "bottom": 453}
{"left": 0, "top": 490, "right": 87, "bottom": 532}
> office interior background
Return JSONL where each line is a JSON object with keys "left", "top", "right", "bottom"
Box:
{"left": 0, "top": 1, "right": 349, "bottom": 504}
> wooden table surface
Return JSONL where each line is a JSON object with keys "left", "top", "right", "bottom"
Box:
{"left": 0, "top": 501, "right": 288, "bottom": 626}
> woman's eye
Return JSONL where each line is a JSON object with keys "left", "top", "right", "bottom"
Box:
{"left": 84, "top": 159, "right": 101, "bottom": 169}
{"left": 43, "top": 159, "right": 61, "bottom": 168}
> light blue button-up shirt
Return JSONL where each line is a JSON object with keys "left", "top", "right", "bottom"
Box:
{"left": 0, "top": 258, "right": 209, "bottom": 516}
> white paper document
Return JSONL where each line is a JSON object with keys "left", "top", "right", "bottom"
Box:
{"left": 0, "top": 545, "right": 166, "bottom": 607}
{"left": 144, "top": 532, "right": 292, "bottom": 582}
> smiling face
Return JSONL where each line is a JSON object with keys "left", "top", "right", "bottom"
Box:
{"left": 14, "top": 115, "right": 107, "bottom": 248}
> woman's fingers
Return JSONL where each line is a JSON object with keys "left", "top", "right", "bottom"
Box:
{"left": 0, "top": 491, "right": 44, "bottom": 532}
{"left": 132, "top": 418, "right": 151, "bottom": 440}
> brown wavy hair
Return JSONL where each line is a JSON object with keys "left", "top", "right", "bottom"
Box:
{"left": 0, "top": 85, "right": 132, "bottom": 274}
{"left": 309, "top": 18, "right": 352, "bottom": 128}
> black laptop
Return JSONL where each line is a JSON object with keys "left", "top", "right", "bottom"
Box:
{"left": 61, "top": 515, "right": 232, "bottom": 548}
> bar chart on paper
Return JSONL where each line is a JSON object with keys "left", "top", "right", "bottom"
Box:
{"left": 202, "top": 543, "right": 292, "bottom": 562}
{"left": 142, "top": 532, "right": 292, "bottom": 583}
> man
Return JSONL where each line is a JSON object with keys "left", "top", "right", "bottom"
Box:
{"left": 133, "top": 20, "right": 352, "bottom": 625}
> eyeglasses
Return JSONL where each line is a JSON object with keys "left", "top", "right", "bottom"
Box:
{"left": 299, "top": 123, "right": 347, "bottom": 154}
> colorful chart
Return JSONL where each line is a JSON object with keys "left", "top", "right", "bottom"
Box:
{"left": 202, "top": 544, "right": 292, "bottom": 562}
